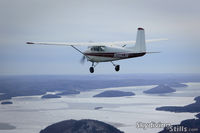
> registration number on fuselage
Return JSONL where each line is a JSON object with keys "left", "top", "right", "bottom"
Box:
{"left": 114, "top": 53, "right": 129, "bottom": 58}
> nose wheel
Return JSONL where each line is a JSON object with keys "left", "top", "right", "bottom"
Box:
{"left": 89, "top": 62, "right": 98, "bottom": 73}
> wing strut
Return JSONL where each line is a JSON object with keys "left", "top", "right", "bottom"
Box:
{"left": 70, "top": 45, "right": 84, "bottom": 55}
{"left": 70, "top": 45, "right": 91, "bottom": 60}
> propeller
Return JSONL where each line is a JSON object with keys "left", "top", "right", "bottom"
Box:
{"left": 80, "top": 55, "right": 86, "bottom": 64}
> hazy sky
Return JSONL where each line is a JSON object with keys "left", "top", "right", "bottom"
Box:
{"left": 0, "top": 0, "right": 200, "bottom": 75}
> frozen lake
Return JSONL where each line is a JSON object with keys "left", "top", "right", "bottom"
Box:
{"left": 0, "top": 82, "right": 200, "bottom": 133}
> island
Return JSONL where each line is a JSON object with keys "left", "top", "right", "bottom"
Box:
{"left": 94, "top": 107, "right": 103, "bottom": 110}
{"left": 0, "top": 94, "right": 12, "bottom": 101}
{"left": 0, "top": 89, "right": 45, "bottom": 101}
{"left": 143, "top": 85, "right": 176, "bottom": 94}
{"left": 0, "top": 123, "right": 16, "bottom": 130}
{"left": 196, "top": 113, "right": 200, "bottom": 119}
{"left": 41, "top": 94, "right": 61, "bottom": 99}
{"left": 1, "top": 101, "right": 13, "bottom": 105}
{"left": 40, "top": 119, "right": 124, "bottom": 133}
{"left": 93, "top": 90, "right": 135, "bottom": 97}
{"left": 156, "top": 96, "right": 200, "bottom": 113}
{"left": 159, "top": 113, "right": 200, "bottom": 133}
{"left": 167, "top": 82, "right": 188, "bottom": 87}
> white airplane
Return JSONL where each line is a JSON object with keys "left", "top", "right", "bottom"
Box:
{"left": 27, "top": 28, "right": 166, "bottom": 73}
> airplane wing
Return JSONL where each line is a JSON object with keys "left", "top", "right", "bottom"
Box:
{"left": 26, "top": 38, "right": 167, "bottom": 46}
{"left": 26, "top": 41, "right": 136, "bottom": 46}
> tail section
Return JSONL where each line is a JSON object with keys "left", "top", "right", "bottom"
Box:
{"left": 133, "top": 28, "right": 146, "bottom": 53}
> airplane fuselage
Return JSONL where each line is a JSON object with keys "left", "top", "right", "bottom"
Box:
{"left": 84, "top": 46, "right": 146, "bottom": 62}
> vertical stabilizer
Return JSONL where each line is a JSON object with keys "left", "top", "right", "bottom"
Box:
{"left": 134, "top": 28, "right": 146, "bottom": 53}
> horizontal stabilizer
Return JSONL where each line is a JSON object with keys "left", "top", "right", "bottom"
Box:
{"left": 146, "top": 52, "right": 161, "bottom": 54}
{"left": 146, "top": 38, "right": 168, "bottom": 43}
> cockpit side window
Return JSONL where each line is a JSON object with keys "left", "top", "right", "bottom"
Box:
{"left": 90, "top": 46, "right": 105, "bottom": 52}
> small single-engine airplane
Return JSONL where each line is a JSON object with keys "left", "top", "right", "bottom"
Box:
{"left": 27, "top": 28, "right": 166, "bottom": 73}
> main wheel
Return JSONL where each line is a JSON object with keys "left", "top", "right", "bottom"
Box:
{"left": 115, "top": 65, "right": 120, "bottom": 72}
{"left": 89, "top": 67, "right": 94, "bottom": 73}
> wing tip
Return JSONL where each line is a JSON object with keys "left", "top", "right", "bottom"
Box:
{"left": 26, "top": 42, "right": 34, "bottom": 44}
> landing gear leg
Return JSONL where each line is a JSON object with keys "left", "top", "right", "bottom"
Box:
{"left": 89, "top": 62, "right": 98, "bottom": 73}
{"left": 111, "top": 62, "right": 120, "bottom": 72}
